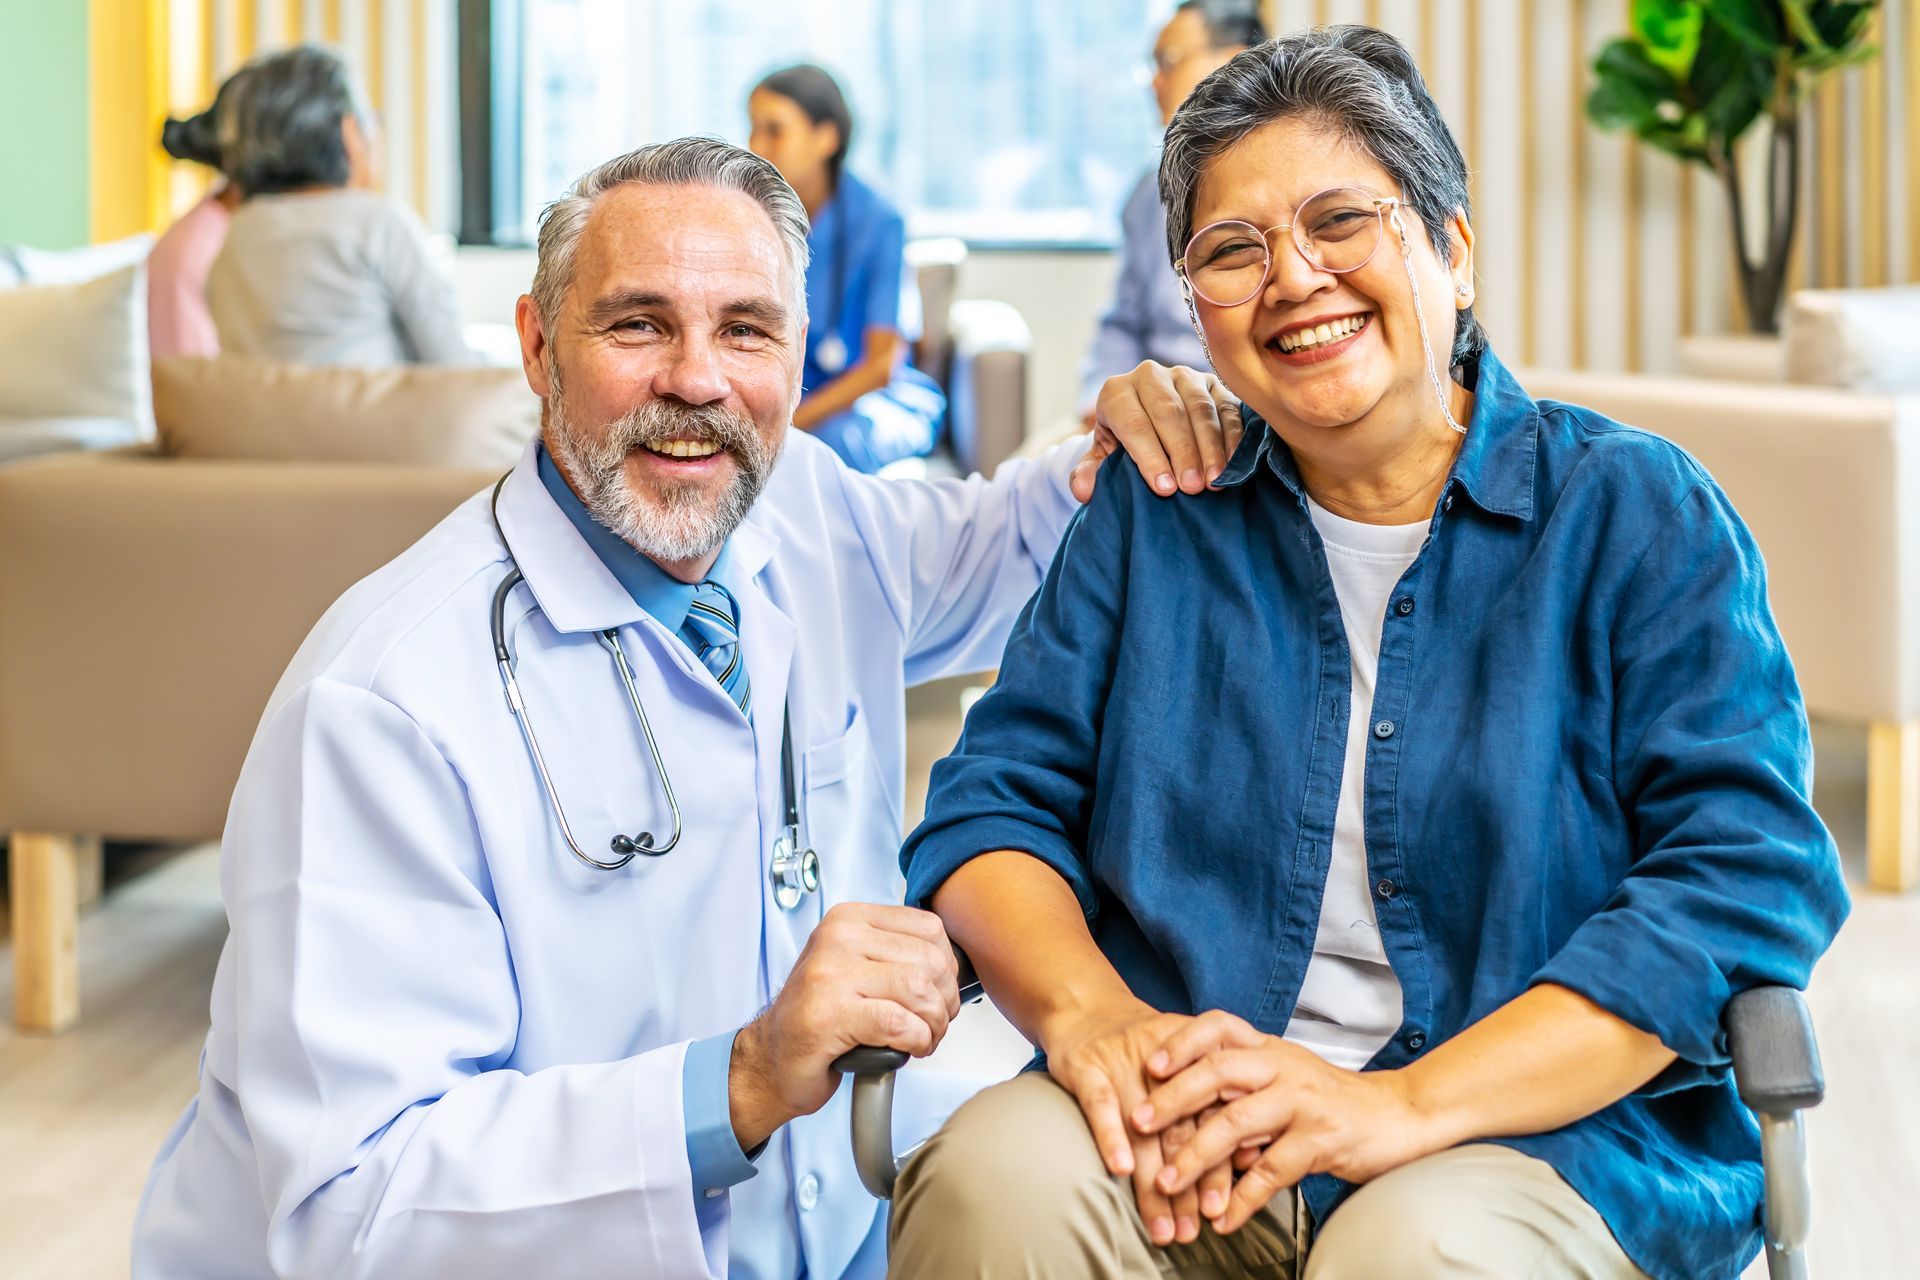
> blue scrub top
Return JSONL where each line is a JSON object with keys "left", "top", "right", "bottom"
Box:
{"left": 802, "top": 170, "right": 922, "bottom": 391}
{"left": 800, "top": 170, "right": 945, "bottom": 473}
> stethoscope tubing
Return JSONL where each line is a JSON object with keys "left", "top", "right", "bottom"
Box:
{"left": 487, "top": 474, "right": 815, "bottom": 899}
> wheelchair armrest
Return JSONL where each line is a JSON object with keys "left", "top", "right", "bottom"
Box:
{"left": 1727, "top": 986, "right": 1824, "bottom": 1116}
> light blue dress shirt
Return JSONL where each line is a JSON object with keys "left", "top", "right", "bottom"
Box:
{"left": 535, "top": 447, "right": 760, "bottom": 1203}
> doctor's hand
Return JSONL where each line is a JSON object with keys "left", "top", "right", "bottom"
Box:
{"left": 1040, "top": 998, "right": 1239, "bottom": 1248}
{"left": 1070, "top": 362, "right": 1242, "bottom": 503}
{"left": 1129, "top": 1011, "right": 1436, "bottom": 1236}
{"left": 727, "top": 902, "right": 960, "bottom": 1153}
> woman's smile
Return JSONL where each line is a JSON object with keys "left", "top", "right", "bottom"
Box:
{"left": 1267, "top": 310, "right": 1373, "bottom": 365}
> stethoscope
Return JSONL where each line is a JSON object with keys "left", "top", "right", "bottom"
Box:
{"left": 487, "top": 477, "right": 821, "bottom": 907}
{"left": 811, "top": 179, "right": 853, "bottom": 376}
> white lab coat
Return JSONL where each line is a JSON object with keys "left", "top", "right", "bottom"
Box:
{"left": 132, "top": 430, "right": 1084, "bottom": 1279}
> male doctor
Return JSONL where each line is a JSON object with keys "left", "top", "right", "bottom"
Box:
{"left": 132, "top": 138, "right": 1236, "bottom": 1278}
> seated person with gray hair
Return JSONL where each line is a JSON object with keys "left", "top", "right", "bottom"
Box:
{"left": 1077, "top": 0, "right": 1265, "bottom": 436}
{"left": 894, "top": 25, "right": 1846, "bottom": 1280}
{"left": 208, "top": 44, "right": 475, "bottom": 367}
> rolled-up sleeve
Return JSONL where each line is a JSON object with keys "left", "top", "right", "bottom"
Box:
{"left": 900, "top": 456, "right": 1137, "bottom": 912}
{"left": 1531, "top": 478, "right": 1849, "bottom": 1080}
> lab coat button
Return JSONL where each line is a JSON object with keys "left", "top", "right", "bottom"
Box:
{"left": 798, "top": 1173, "right": 820, "bottom": 1210}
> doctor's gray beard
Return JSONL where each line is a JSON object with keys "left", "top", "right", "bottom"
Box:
{"left": 546, "top": 392, "right": 781, "bottom": 565}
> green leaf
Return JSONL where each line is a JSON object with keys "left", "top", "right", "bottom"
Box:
{"left": 1594, "top": 37, "right": 1680, "bottom": 98}
{"left": 1633, "top": 0, "right": 1707, "bottom": 77}
{"left": 1587, "top": 77, "right": 1665, "bottom": 132}
{"left": 1699, "top": 64, "right": 1767, "bottom": 143}
{"left": 1703, "top": 0, "right": 1784, "bottom": 53}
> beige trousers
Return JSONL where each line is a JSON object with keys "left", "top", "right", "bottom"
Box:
{"left": 888, "top": 1073, "right": 1648, "bottom": 1280}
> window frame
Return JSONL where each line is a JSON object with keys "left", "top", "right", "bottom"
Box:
{"left": 456, "top": 0, "right": 1144, "bottom": 253}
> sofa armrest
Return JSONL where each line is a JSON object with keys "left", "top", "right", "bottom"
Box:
{"left": 945, "top": 299, "right": 1031, "bottom": 477}
{"left": 0, "top": 453, "right": 495, "bottom": 840}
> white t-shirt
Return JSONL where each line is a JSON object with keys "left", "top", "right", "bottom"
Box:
{"left": 1281, "top": 496, "right": 1425, "bottom": 1070}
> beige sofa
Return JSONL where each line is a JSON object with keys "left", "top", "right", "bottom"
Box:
{"left": 0, "top": 451, "right": 494, "bottom": 1030}
{"left": 0, "top": 356, "right": 523, "bottom": 1030}
{"left": 1518, "top": 366, "right": 1919, "bottom": 895}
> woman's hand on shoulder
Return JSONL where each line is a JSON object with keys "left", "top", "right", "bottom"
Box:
{"left": 1071, "top": 362, "right": 1242, "bottom": 503}
{"left": 1130, "top": 1010, "right": 1446, "bottom": 1235}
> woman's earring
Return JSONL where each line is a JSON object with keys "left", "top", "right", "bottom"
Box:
{"left": 1455, "top": 283, "right": 1470, "bottom": 297}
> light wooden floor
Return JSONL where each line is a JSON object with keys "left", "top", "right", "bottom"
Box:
{"left": 1, "top": 713, "right": 1914, "bottom": 1279}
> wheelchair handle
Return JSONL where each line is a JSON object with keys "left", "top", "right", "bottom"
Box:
{"left": 831, "top": 970, "right": 983, "bottom": 1200}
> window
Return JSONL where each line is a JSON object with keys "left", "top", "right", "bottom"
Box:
{"left": 485, "top": 0, "right": 1175, "bottom": 247}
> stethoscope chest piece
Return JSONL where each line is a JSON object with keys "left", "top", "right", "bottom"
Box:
{"left": 814, "top": 332, "right": 849, "bottom": 376}
{"left": 770, "top": 826, "right": 821, "bottom": 911}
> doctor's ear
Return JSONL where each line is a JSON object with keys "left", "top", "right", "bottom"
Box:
{"left": 516, "top": 295, "right": 555, "bottom": 399}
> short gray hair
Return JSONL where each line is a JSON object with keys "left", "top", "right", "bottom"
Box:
{"left": 529, "top": 138, "right": 812, "bottom": 334}
{"left": 1161, "top": 25, "right": 1485, "bottom": 364}
{"left": 220, "top": 44, "right": 369, "bottom": 196}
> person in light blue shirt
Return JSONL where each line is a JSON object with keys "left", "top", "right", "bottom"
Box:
{"left": 131, "top": 137, "right": 1238, "bottom": 1280}
{"left": 748, "top": 64, "right": 944, "bottom": 474}
{"left": 1078, "top": 1, "right": 1266, "bottom": 424}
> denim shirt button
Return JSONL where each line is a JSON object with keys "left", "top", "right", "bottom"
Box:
{"left": 1376, "top": 878, "right": 1396, "bottom": 899}
{"left": 1395, "top": 597, "right": 1415, "bottom": 616}
{"left": 1407, "top": 1031, "right": 1427, "bottom": 1051}
{"left": 1373, "top": 719, "right": 1396, "bottom": 739}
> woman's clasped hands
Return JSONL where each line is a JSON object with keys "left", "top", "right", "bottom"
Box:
{"left": 1048, "top": 1005, "right": 1444, "bottom": 1245}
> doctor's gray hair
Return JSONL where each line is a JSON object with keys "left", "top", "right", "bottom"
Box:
{"left": 530, "top": 138, "right": 813, "bottom": 335}
{"left": 1160, "top": 25, "right": 1485, "bottom": 365}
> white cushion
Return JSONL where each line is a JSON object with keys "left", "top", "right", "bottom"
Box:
{"left": 0, "top": 265, "right": 152, "bottom": 433}
{"left": 0, "top": 234, "right": 153, "bottom": 288}
{"left": 1782, "top": 287, "right": 1920, "bottom": 392}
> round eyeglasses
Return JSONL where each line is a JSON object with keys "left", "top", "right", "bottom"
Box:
{"left": 1180, "top": 187, "right": 1400, "bottom": 307}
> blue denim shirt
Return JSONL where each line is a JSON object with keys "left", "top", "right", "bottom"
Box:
{"left": 901, "top": 350, "right": 1848, "bottom": 1280}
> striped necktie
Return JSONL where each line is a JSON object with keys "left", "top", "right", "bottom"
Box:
{"left": 681, "top": 580, "right": 751, "bottom": 718}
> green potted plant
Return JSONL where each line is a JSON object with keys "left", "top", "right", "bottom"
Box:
{"left": 1585, "top": 0, "right": 1879, "bottom": 334}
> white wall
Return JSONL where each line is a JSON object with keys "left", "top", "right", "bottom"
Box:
{"left": 454, "top": 245, "right": 1121, "bottom": 440}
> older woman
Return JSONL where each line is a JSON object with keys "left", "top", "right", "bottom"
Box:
{"left": 208, "top": 45, "right": 473, "bottom": 366}
{"left": 150, "top": 67, "right": 250, "bottom": 358}
{"left": 892, "top": 26, "right": 1845, "bottom": 1280}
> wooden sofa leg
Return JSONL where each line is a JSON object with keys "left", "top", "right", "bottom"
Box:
{"left": 1867, "top": 722, "right": 1920, "bottom": 892}
{"left": 9, "top": 831, "right": 83, "bottom": 1032}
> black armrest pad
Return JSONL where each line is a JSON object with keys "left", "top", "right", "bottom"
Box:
{"left": 834, "top": 1046, "right": 911, "bottom": 1075}
{"left": 1727, "top": 986, "right": 1825, "bottom": 1114}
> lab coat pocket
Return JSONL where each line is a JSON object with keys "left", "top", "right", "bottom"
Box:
{"left": 805, "top": 703, "right": 902, "bottom": 905}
